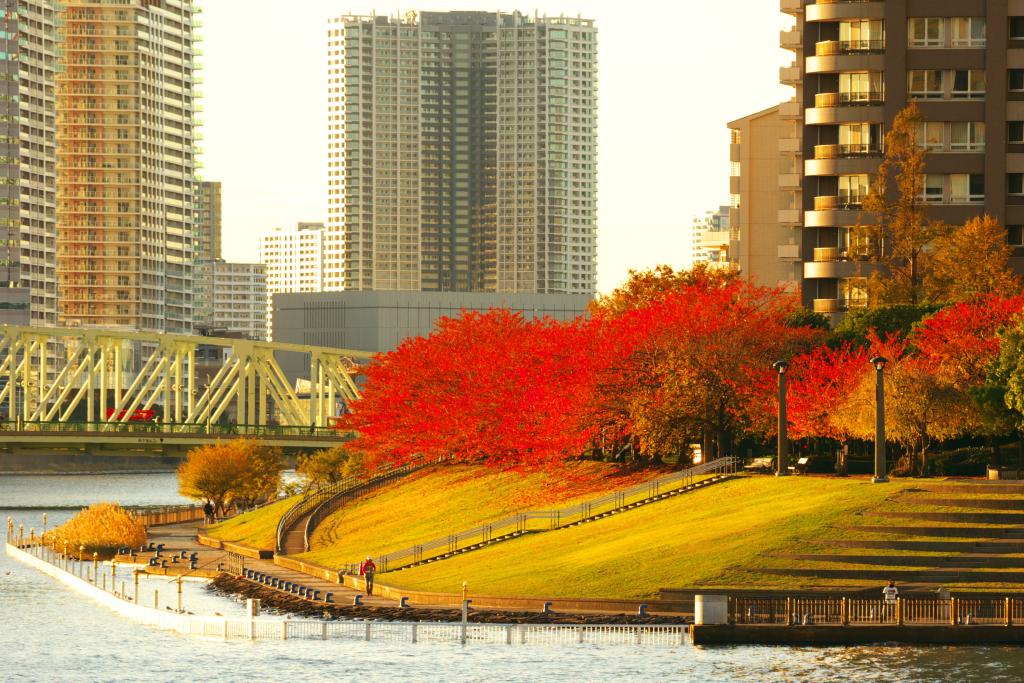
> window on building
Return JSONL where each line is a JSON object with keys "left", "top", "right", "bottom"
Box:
{"left": 1011, "top": 70, "right": 1024, "bottom": 92}
{"left": 1010, "top": 121, "right": 1024, "bottom": 143}
{"left": 950, "top": 122, "right": 985, "bottom": 151}
{"left": 1008, "top": 225, "right": 1024, "bottom": 246}
{"left": 950, "top": 174, "right": 984, "bottom": 202}
{"left": 908, "top": 70, "right": 943, "bottom": 98}
{"left": 838, "top": 174, "right": 869, "bottom": 204}
{"left": 952, "top": 70, "right": 985, "bottom": 98}
{"left": 1010, "top": 174, "right": 1024, "bottom": 195}
{"left": 951, "top": 17, "right": 986, "bottom": 47}
{"left": 1012, "top": 17, "right": 1024, "bottom": 40}
{"left": 917, "top": 121, "right": 944, "bottom": 150}
{"left": 923, "top": 174, "right": 945, "bottom": 202}
{"left": 840, "top": 71, "right": 884, "bottom": 100}
{"left": 909, "top": 17, "right": 944, "bottom": 47}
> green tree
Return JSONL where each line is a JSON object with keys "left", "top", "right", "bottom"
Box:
{"left": 297, "top": 445, "right": 364, "bottom": 489}
{"left": 830, "top": 304, "right": 939, "bottom": 347}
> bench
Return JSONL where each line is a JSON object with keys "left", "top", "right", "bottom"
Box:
{"left": 743, "top": 457, "right": 774, "bottom": 472}
{"left": 789, "top": 456, "right": 810, "bottom": 474}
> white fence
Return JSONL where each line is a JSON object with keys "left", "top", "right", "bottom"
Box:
{"left": 6, "top": 542, "right": 686, "bottom": 647}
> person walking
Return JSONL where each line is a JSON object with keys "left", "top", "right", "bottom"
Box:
{"left": 203, "top": 501, "right": 214, "bottom": 525}
{"left": 360, "top": 556, "right": 377, "bottom": 596}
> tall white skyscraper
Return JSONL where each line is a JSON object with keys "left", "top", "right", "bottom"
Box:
{"left": 327, "top": 10, "right": 598, "bottom": 294}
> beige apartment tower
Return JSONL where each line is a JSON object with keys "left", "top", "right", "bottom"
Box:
{"left": 727, "top": 106, "right": 800, "bottom": 290}
{"left": 56, "top": 0, "right": 198, "bottom": 333}
{"left": 0, "top": 1, "right": 58, "bottom": 326}
{"left": 782, "top": 0, "right": 1024, "bottom": 315}
{"left": 327, "top": 10, "right": 598, "bottom": 294}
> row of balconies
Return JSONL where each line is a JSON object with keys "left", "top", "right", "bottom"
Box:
{"left": 812, "top": 297, "right": 869, "bottom": 315}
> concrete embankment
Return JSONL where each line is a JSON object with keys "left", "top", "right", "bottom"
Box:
{"left": 691, "top": 624, "right": 1024, "bottom": 646}
{"left": 211, "top": 574, "right": 683, "bottom": 625}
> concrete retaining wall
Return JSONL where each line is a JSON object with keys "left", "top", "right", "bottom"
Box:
{"left": 691, "top": 623, "right": 1024, "bottom": 645}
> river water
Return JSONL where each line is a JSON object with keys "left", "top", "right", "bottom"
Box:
{"left": 2, "top": 472, "right": 1024, "bottom": 682}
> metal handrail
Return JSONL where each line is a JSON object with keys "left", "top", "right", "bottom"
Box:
{"left": 0, "top": 420, "right": 346, "bottom": 438}
{"left": 340, "top": 456, "right": 739, "bottom": 574}
{"left": 275, "top": 455, "right": 437, "bottom": 554}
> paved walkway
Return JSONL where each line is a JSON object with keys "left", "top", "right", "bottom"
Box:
{"left": 139, "top": 521, "right": 395, "bottom": 608}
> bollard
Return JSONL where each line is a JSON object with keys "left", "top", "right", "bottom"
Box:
{"left": 325, "top": 592, "right": 334, "bottom": 603}
{"left": 542, "top": 601, "right": 553, "bottom": 614}
{"left": 638, "top": 604, "right": 648, "bottom": 617}
{"left": 178, "top": 575, "right": 183, "bottom": 613}
{"left": 461, "top": 599, "right": 472, "bottom": 645}
{"left": 134, "top": 570, "right": 140, "bottom": 604}
{"left": 78, "top": 545, "right": 84, "bottom": 563}
{"left": 400, "top": 596, "right": 410, "bottom": 608}
{"left": 353, "top": 595, "right": 363, "bottom": 606}
{"left": 92, "top": 552, "right": 98, "bottom": 583}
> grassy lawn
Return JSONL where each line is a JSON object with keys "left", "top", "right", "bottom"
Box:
{"left": 295, "top": 462, "right": 671, "bottom": 568}
{"left": 381, "top": 476, "right": 919, "bottom": 599}
{"left": 206, "top": 495, "right": 299, "bottom": 550}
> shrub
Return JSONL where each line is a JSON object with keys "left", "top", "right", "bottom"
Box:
{"left": 46, "top": 503, "right": 147, "bottom": 558}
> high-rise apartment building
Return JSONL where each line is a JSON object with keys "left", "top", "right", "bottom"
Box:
{"left": 327, "top": 10, "right": 598, "bottom": 294}
{"left": 690, "top": 205, "right": 732, "bottom": 268}
{"left": 727, "top": 106, "right": 801, "bottom": 290}
{"left": 781, "top": 1, "right": 1023, "bottom": 316}
{"left": 195, "top": 180, "right": 221, "bottom": 261}
{"left": 56, "top": 0, "right": 198, "bottom": 333}
{"left": 194, "top": 260, "right": 266, "bottom": 341}
{"left": 0, "top": 1, "right": 58, "bottom": 327}
{"left": 258, "top": 221, "right": 328, "bottom": 336}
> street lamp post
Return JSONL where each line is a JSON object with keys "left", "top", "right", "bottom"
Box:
{"left": 773, "top": 360, "right": 789, "bottom": 477}
{"left": 870, "top": 356, "right": 889, "bottom": 483}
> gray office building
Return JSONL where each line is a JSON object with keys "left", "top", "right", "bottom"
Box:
{"left": 272, "top": 290, "right": 591, "bottom": 355}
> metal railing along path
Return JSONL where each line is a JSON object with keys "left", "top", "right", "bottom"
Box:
{"left": 341, "top": 456, "right": 739, "bottom": 574}
{"left": 275, "top": 456, "right": 438, "bottom": 554}
{"left": 6, "top": 540, "right": 686, "bottom": 646}
{"left": 729, "top": 595, "right": 1024, "bottom": 627}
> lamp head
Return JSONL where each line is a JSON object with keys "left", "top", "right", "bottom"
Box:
{"left": 772, "top": 360, "right": 789, "bottom": 375}
{"left": 870, "top": 356, "right": 888, "bottom": 371}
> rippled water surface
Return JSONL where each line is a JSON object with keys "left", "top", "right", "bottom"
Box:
{"left": 2, "top": 472, "right": 1024, "bottom": 682}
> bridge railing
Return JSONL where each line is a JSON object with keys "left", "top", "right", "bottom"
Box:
{"left": 0, "top": 420, "right": 347, "bottom": 439}
{"left": 340, "top": 456, "right": 739, "bottom": 574}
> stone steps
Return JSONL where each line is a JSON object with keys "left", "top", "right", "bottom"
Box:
{"left": 917, "top": 483, "right": 1024, "bottom": 495}
{"left": 780, "top": 554, "right": 1024, "bottom": 569}
{"left": 914, "top": 498, "right": 1024, "bottom": 511}
{"left": 868, "top": 511, "right": 1024, "bottom": 525}
{"left": 759, "top": 567, "right": 1024, "bottom": 583}
{"left": 821, "top": 539, "right": 1024, "bottom": 553}
{"left": 852, "top": 525, "right": 1024, "bottom": 539}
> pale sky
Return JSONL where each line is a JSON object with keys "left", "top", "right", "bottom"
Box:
{"left": 197, "top": 0, "right": 792, "bottom": 293}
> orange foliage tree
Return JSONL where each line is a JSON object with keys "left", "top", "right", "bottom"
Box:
{"left": 177, "top": 439, "right": 283, "bottom": 514}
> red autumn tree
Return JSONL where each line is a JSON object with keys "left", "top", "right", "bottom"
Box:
{"left": 911, "top": 294, "right": 1024, "bottom": 390}
{"left": 343, "top": 310, "right": 601, "bottom": 470}
{"left": 592, "top": 279, "right": 823, "bottom": 461}
{"left": 786, "top": 342, "right": 872, "bottom": 442}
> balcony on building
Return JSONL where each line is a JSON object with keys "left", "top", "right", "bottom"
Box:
{"left": 806, "top": 1, "right": 885, "bottom": 24}
{"left": 806, "top": 143, "right": 883, "bottom": 176}
{"left": 781, "top": 0, "right": 804, "bottom": 16}
{"left": 812, "top": 296, "right": 868, "bottom": 314}
{"left": 780, "top": 28, "right": 802, "bottom": 50}
{"left": 780, "top": 63, "right": 802, "bottom": 86}
{"left": 806, "top": 90, "right": 884, "bottom": 125}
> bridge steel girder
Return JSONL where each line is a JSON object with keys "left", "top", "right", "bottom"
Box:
{"left": 0, "top": 325, "right": 370, "bottom": 428}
